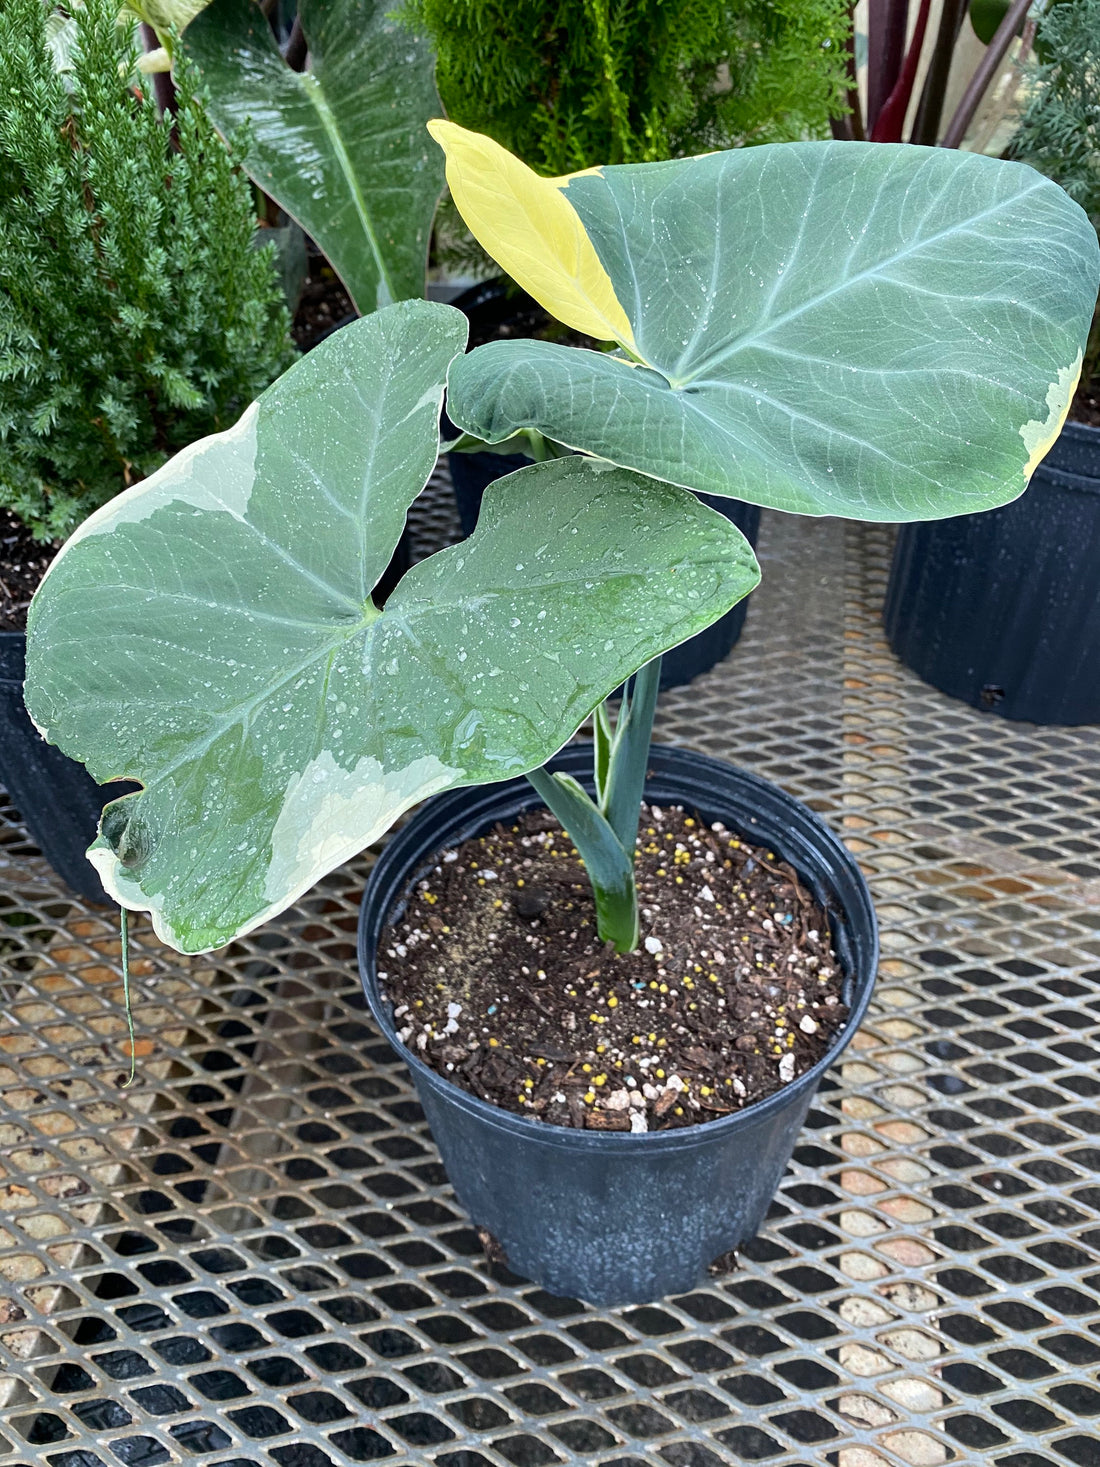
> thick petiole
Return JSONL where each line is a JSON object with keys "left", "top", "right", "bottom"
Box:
{"left": 525, "top": 656, "right": 662, "bottom": 953}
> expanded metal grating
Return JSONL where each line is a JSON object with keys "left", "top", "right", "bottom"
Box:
{"left": 1, "top": 467, "right": 1100, "bottom": 1467}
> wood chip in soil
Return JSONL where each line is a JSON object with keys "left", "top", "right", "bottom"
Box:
{"left": 380, "top": 800, "right": 848, "bottom": 1134}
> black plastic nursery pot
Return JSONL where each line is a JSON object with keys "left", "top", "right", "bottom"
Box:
{"left": 884, "top": 420, "right": 1100, "bottom": 725}
{"left": 358, "top": 742, "right": 878, "bottom": 1306}
{"left": 447, "top": 280, "right": 762, "bottom": 691}
{"left": 0, "top": 630, "right": 124, "bottom": 903}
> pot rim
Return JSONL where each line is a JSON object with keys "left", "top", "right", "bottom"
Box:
{"left": 0, "top": 628, "right": 26, "bottom": 686}
{"left": 1059, "top": 419, "right": 1100, "bottom": 443}
{"left": 358, "top": 743, "right": 879, "bottom": 1153}
{"left": 1027, "top": 417, "right": 1100, "bottom": 494}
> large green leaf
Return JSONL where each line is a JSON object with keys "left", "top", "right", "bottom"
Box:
{"left": 182, "top": 0, "right": 444, "bottom": 313}
{"left": 25, "top": 307, "right": 757, "bottom": 954}
{"left": 445, "top": 140, "right": 1100, "bottom": 520}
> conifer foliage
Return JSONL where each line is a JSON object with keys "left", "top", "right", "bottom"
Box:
{"left": 0, "top": 0, "right": 294, "bottom": 542}
{"left": 405, "top": 0, "right": 852, "bottom": 174}
{"left": 1009, "top": 0, "right": 1100, "bottom": 380}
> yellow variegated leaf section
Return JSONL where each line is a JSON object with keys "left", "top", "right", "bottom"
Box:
{"left": 125, "top": 0, "right": 212, "bottom": 38}
{"left": 1021, "top": 353, "right": 1082, "bottom": 480}
{"left": 428, "top": 120, "right": 636, "bottom": 351}
{"left": 136, "top": 46, "right": 172, "bottom": 74}
{"left": 447, "top": 142, "right": 1100, "bottom": 521}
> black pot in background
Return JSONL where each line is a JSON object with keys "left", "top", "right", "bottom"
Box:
{"left": 359, "top": 743, "right": 878, "bottom": 1306}
{"left": 0, "top": 631, "right": 132, "bottom": 903}
{"left": 447, "top": 280, "right": 762, "bottom": 690}
{"left": 885, "top": 421, "right": 1100, "bottom": 726}
{"left": 448, "top": 442, "right": 532, "bottom": 539}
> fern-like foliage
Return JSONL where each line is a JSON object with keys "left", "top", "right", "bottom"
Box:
{"left": 0, "top": 0, "right": 295, "bottom": 542}
{"left": 1009, "top": 0, "right": 1100, "bottom": 380}
{"left": 406, "top": 1, "right": 852, "bottom": 175}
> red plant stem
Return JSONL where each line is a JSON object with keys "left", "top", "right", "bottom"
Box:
{"left": 830, "top": 1, "right": 865, "bottom": 140}
{"left": 1017, "top": 17, "right": 1037, "bottom": 68}
{"left": 870, "top": 0, "right": 932, "bottom": 143}
{"left": 139, "top": 22, "right": 176, "bottom": 118}
{"left": 867, "top": 0, "right": 910, "bottom": 133}
{"left": 940, "top": 0, "right": 1032, "bottom": 150}
{"left": 909, "top": 0, "right": 969, "bottom": 145}
{"left": 284, "top": 16, "right": 308, "bottom": 72}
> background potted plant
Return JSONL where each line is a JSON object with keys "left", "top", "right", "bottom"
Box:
{"left": 177, "top": 0, "right": 446, "bottom": 318}
{"left": 0, "top": 0, "right": 293, "bottom": 900}
{"left": 22, "top": 122, "right": 1098, "bottom": 1301}
{"left": 883, "top": 0, "right": 1100, "bottom": 723}
{"left": 412, "top": 0, "right": 854, "bottom": 169}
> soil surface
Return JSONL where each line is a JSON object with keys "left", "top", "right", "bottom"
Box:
{"left": 1070, "top": 373, "right": 1100, "bottom": 428}
{"left": 291, "top": 250, "right": 356, "bottom": 353}
{"left": 0, "top": 511, "right": 57, "bottom": 633}
{"left": 379, "top": 801, "right": 847, "bottom": 1133}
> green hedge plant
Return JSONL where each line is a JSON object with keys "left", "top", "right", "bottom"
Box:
{"left": 1008, "top": 0, "right": 1100, "bottom": 385}
{"left": 405, "top": 1, "right": 853, "bottom": 174}
{"left": 0, "top": 0, "right": 293, "bottom": 543}
{"left": 23, "top": 123, "right": 1100, "bottom": 956}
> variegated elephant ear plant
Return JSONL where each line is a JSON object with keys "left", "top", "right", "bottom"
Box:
{"left": 23, "top": 127, "right": 1100, "bottom": 991}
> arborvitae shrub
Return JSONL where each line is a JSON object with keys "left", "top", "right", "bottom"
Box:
{"left": 1009, "top": 0, "right": 1100, "bottom": 381}
{"left": 406, "top": 0, "right": 852, "bottom": 174}
{"left": 0, "top": 0, "right": 295, "bottom": 542}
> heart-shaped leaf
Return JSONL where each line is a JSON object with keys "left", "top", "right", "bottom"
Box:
{"left": 25, "top": 300, "right": 465, "bottom": 950}
{"left": 183, "top": 0, "right": 444, "bottom": 313}
{"left": 442, "top": 130, "right": 1100, "bottom": 520}
{"left": 26, "top": 304, "right": 757, "bottom": 953}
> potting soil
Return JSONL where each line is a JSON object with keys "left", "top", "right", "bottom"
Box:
{"left": 380, "top": 802, "right": 847, "bottom": 1133}
{"left": 0, "top": 509, "right": 56, "bottom": 631}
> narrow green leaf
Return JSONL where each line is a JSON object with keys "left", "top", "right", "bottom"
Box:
{"left": 602, "top": 655, "right": 660, "bottom": 857}
{"left": 592, "top": 701, "right": 613, "bottom": 806}
{"left": 183, "top": 0, "right": 444, "bottom": 312}
{"left": 526, "top": 767, "right": 637, "bottom": 953}
{"left": 26, "top": 342, "right": 759, "bottom": 955}
{"left": 448, "top": 142, "right": 1100, "bottom": 520}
